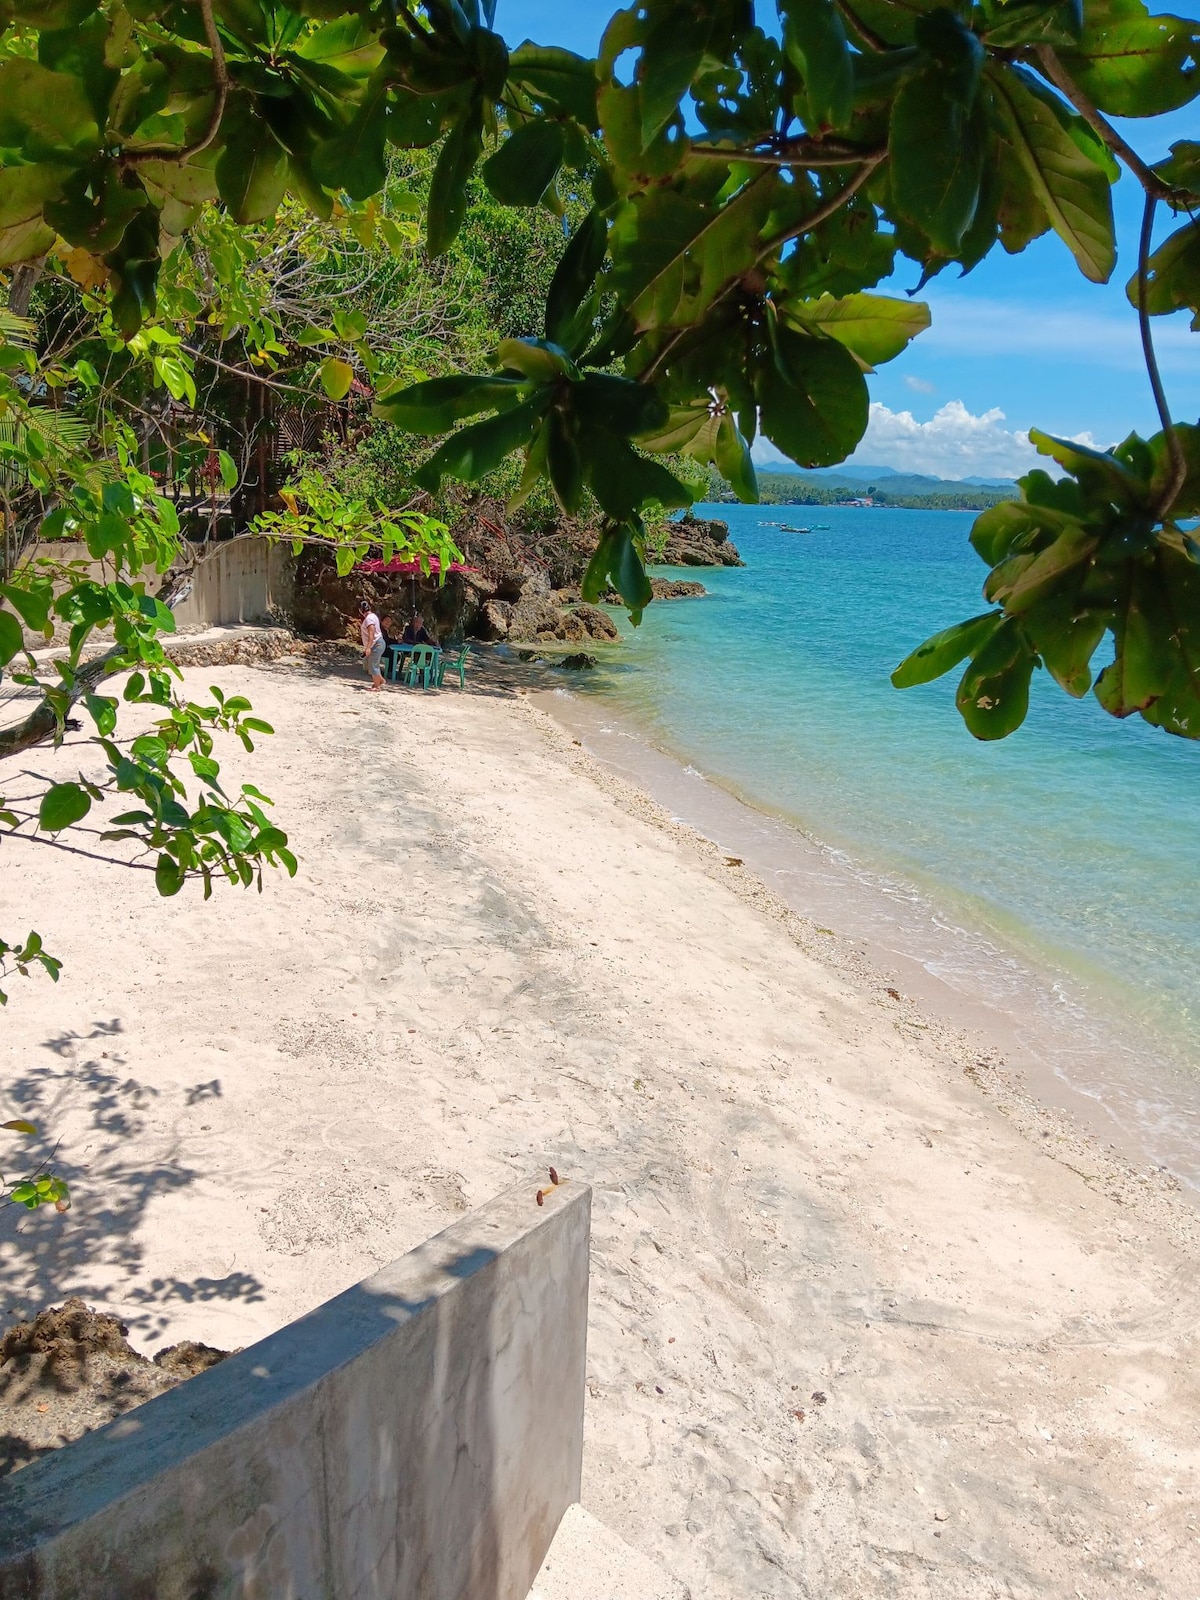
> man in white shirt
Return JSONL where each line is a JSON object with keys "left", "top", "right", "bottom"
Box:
{"left": 359, "top": 600, "right": 385, "bottom": 691}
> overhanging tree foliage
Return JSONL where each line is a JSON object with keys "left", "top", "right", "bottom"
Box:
{"left": 5, "top": 0, "right": 1198, "bottom": 741}
{"left": 2, "top": 0, "right": 1199, "bottom": 1198}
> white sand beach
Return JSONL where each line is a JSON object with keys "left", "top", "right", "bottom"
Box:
{"left": 2, "top": 651, "right": 1198, "bottom": 1598}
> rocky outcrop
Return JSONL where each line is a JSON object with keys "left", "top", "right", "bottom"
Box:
{"left": 484, "top": 585, "right": 620, "bottom": 645}
{"left": 659, "top": 514, "right": 743, "bottom": 567}
{"left": 650, "top": 578, "right": 706, "bottom": 599}
{"left": 289, "top": 498, "right": 731, "bottom": 647}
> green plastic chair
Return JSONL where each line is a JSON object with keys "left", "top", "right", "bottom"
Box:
{"left": 436, "top": 643, "right": 470, "bottom": 689}
{"left": 403, "top": 645, "right": 438, "bottom": 688}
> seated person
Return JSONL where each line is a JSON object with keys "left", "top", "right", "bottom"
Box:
{"left": 379, "top": 613, "right": 396, "bottom": 647}
{"left": 400, "top": 612, "right": 437, "bottom": 646}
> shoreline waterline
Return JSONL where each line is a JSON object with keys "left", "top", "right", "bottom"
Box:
{"left": 537, "top": 680, "right": 1200, "bottom": 1198}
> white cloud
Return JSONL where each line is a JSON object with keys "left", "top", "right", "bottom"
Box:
{"left": 753, "top": 400, "right": 1103, "bottom": 480}
{"left": 904, "top": 374, "right": 936, "bottom": 394}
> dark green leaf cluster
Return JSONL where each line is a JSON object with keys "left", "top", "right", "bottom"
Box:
{"left": 894, "top": 426, "right": 1200, "bottom": 738}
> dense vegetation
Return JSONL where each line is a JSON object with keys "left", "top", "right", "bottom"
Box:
{"left": 730, "top": 469, "right": 1016, "bottom": 511}
{"left": 2, "top": 0, "right": 1199, "bottom": 1206}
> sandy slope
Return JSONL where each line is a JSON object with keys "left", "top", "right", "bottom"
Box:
{"left": 2, "top": 652, "right": 1198, "bottom": 1598}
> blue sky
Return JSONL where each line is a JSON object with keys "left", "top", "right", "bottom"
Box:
{"left": 496, "top": 1, "right": 1200, "bottom": 479}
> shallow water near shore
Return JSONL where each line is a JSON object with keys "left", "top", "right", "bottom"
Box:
{"left": 550, "top": 502, "right": 1200, "bottom": 1191}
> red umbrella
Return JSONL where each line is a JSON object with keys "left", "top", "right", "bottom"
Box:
{"left": 358, "top": 556, "right": 479, "bottom": 575}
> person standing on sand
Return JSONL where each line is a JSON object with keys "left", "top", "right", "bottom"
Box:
{"left": 359, "top": 600, "right": 385, "bottom": 691}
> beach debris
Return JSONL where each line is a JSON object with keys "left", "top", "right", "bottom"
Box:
{"left": 885, "top": 987, "right": 901, "bottom": 1001}
{"left": 536, "top": 1166, "right": 562, "bottom": 1207}
{"left": 724, "top": 856, "right": 743, "bottom": 866}
{"left": 792, "top": 1408, "right": 806, "bottom": 1422}
{"left": 811, "top": 1391, "right": 827, "bottom": 1405}
{"left": 934, "top": 1509, "right": 949, "bottom": 1522}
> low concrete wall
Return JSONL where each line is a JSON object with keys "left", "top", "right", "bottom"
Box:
{"left": 29, "top": 539, "right": 294, "bottom": 632}
{"left": 169, "top": 540, "right": 293, "bottom": 631}
{"left": 0, "top": 1178, "right": 590, "bottom": 1600}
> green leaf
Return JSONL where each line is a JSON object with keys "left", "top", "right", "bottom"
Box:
{"left": 216, "top": 128, "right": 289, "bottom": 225}
{"left": 1094, "top": 558, "right": 1178, "bottom": 716}
{"left": 83, "top": 693, "right": 118, "bottom": 735}
{"left": 756, "top": 327, "right": 869, "bottom": 469}
{"left": 572, "top": 373, "right": 667, "bottom": 437}
{"left": 610, "top": 174, "right": 776, "bottom": 334}
{"left": 788, "top": 293, "right": 931, "bottom": 369}
{"left": 1021, "top": 591, "right": 1108, "bottom": 697}
{"left": 545, "top": 208, "right": 608, "bottom": 349}
{"left": 0, "top": 162, "right": 74, "bottom": 230}
{"left": 635, "top": 3, "right": 712, "bottom": 146}
{"left": 496, "top": 337, "right": 577, "bottom": 382}
{"left": 155, "top": 853, "right": 185, "bottom": 897}
{"left": 1129, "top": 218, "right": 1200, "bottom": 322}
{"left": 637, "top": 402, "right": 713, "bottom": 455}
{"left": 38, "top": 781, "right": 92, "bottom": 832}
{"left": 374, "top": 373, "right": 526, "bottom": 432}
{"left": 889, "top": 12, "right": 986, "bottom": 256}
{"left": 0, "top": 59, "right": 100, "bottom": 155}
{"left": 781, "top": 0, "right": 853, "bottom": 131}
{"left": 0, "top": 610, "right": 24, "bottom": 667}
{"left": 386, "top": 87, "right": 461, "bottom": 150}
{"left": 1028, "top": 427, "right": 1147, "bottom": 511}
{"left": 218, "top": 451, "right": 238, "bottom": 492}
{"left": 311, "top": 69, "right": 389, "bottom": 201}
{"left": 713, "top": 413, "right": 757, "bottom": 503}
{"left": 581, "top": 522, "right": 654, "bottom": 618}
{"left": 1059, "top": 0, "right": 1200, "bottom": 117}
{"left": 2, "top": 1119, "right": 37, "bottom": 1135}
{"left": 986, "top": 64, "right": 1116, "bottom": 283}
{"left": 414, "top": 395, "right": 548, "bottom": 492}
{"left": 1154, "top": 139, "right": 1200, "bottom": 196}
{"left": 482, "top": 118, "right": 566, "bottom": 206}
{"left": 583, "top": 430, "right": 692, "bottom": 521}
{"left": 545, "top": 412, "right": 584, "bottom": 514}
{"left": 955, "top": 617, "right": 1037, "bottom": 739}
{"left": 136, "top": 159, "right": 219, "bottom": 207}
{"left": 981, "top": 0, "right": 1085, "bottom": 48}
{"left": 319, "top": 357, "right": 355, "bottom": 401}
{"left": 892, "top": 611, "right": 1004, "bottom": 688}
{"left": 507, "top": 42, "right": 600, "bottom": 128}
{"left": 427, "top": 101, "right": 485, "bottom": 256}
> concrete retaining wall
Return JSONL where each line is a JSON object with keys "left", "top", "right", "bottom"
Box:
{"left": 29, "top": 539, "right": 293, "bottom": 632}
{"left": 0, "top": 1177, "right": 590, "bottom": 1600}
{"left": 169, "top": 540, "right": 293, "bottom": 631}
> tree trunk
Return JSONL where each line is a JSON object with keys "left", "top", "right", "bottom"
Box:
{"left": 7, "top": 259, "right": 46, "bottom": 319}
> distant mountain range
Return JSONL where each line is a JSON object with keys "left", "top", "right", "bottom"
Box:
{"left": 758, "top": 461, "right": 1017, "bottom": 494}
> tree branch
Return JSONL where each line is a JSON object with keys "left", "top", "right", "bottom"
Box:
{"left": 0, "top": 828, "right": 160, "bottom": 873}
{"left": 1034, "top": 46, "right": 1178, "bottom": 203}
{"left": 0, "top": 568, "right": 194, "bottom": 761}
{"left": 181, "top": 345, "right": 313, "bottom": 396}
{"left": 122, "top": 0, "right": 229, "bottom": 166}
{"left": 835, "top": 0, "right": 889, "bottom": 53}
{"left": 752, "top": 151, "right": 887, "bottom": 262}
{"left": 1137, "top": 193, "right": 1187, "bottom": 519}
{"left": 641, "top": 154, "right": 887, "bottom": 384}
{"left": 690, "top": 137, "right": 886, "bottom": 169}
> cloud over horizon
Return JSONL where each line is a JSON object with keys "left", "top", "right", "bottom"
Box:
{"left": 753, "top": 399, "right": 1102, "bottom": 481}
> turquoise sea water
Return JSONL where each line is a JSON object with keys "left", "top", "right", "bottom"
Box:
{"left": 570, "top": 503, "right": 1199, "bottom": 1098}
